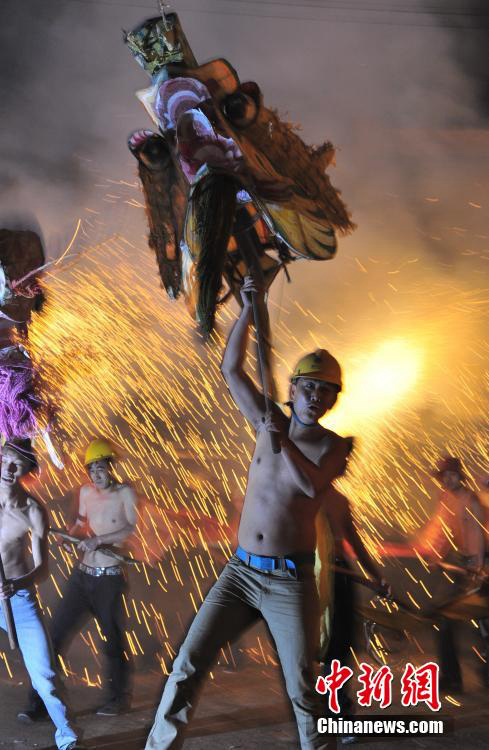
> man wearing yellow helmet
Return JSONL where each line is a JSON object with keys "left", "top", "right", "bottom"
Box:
{"left": 22, "top": 439, "right": 138, "bottom": 720}
{"left": 145, "top": 277, "right": 351, "bottom": 750}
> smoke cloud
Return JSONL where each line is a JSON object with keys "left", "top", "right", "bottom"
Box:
{"left": 1, "top": 1, "right": 488, "bottom": 422}
{"left": 1, "top": 1, "right": 487, "bottom": 243}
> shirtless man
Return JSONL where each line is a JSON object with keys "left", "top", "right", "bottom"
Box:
{"left": 391, "top": 455, "right": 485, "bottom": 692}
{"left": 24, "top": 438, "right": 138, "bottom": 718}
{"left": 145, "top": 277, "right": 351, "bottom": 750}
{"left": 416, "top": 456, "right": 485, "bottom": 692}
{"left": 0, "top": 439, "right": 83, "bottom": 750}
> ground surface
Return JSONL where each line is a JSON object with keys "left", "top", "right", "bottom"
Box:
{"left": 1, "top": 649, "right": 489, "bottom": 750}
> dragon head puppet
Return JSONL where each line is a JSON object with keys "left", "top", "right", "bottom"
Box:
{"left": 126, "top": 13, "right": 354, "bottom": 337}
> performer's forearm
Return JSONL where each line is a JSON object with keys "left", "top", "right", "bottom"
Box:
{"left": 96, "top": 524, "right": 135, "bottom": 546}
{"left": 281, "top": 437, "right": 347, "bottom": 498}
{"left": 221, "top": 306, "right": 252, "bottom": 376}
{"left": 281, "top": 443, "right": 320, "bottom": 497}
{"left": 12, "top": 561, "right": 45, "bottom": 590}
{"left": 280, "top": 438, "right": 316, "bottom": 497}
{"left": 67, "top": 521, "right": 85, "bottom": 538}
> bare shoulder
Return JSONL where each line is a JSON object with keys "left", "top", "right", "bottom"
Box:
{"left": 114, "top": 482, "right": 134, "bottom": 494}
{"left": 25, "top": 496, "right": 48, "bottom": 535}
{"left": 318, "top": 428, "right": 347, "bottom": 455}
{"left": 321, "top": 427, "right": 346, "bottom": 442}
{"left": 115, "top": 483, "right": 138, "bottom": 502}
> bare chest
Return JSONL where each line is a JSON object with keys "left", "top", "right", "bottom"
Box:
{"left": 85, "top": 497, "right": 125, "bottom": 535}
{"left": 0, "top": 508, "right": 30, "bottom": 543}
{"left": 253, "top": 429, "right": 324, "bottom": 467}
{"left": 0, "top": 507, "right": 30, "bottom": 553}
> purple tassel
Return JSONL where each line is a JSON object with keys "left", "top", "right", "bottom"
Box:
{"left": 0, "top": 365, "right": 41, "bottom": 439}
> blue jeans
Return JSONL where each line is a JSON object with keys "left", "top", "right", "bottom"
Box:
{"left": 0, "top": 589, "right": 77, "bottom": 750}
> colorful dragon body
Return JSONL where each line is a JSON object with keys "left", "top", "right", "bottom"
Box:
{"left": 125, "top": 13, "right": 354, "bottom": 337}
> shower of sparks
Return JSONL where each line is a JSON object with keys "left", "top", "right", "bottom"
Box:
{"left": 2, "top": 170, "right": 486, "bottom": 685}
{"left": 270, "top": 243, "right": 489, "bottom": 621}
{"left": 22, "top": 231, "right": 262, "bottom": 682}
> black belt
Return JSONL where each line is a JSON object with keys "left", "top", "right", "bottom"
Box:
{"left": 78, "top": 563, "right": 123, "bottom": 577}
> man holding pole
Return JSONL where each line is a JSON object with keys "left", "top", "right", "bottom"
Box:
{"left": 391, "top": 455, "right": 486, "bottom": 692}
{"left": 145, "top": 277, "right": 351, "bottom": 750}
{"left": 23, "top": 438, "right": 138, "bottom": 719}
{"left": 0, "top": 438, "right": 83, "bottom": 750}
{"left": 416, "top": 456, "right": 485, "bottom": 692}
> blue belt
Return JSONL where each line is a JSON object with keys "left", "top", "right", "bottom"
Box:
{"left": 235, "top": 545, "right": 314, "bottom": 572}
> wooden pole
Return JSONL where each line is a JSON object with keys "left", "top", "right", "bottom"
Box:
{"left": 48, "top": 528, "right": 144, "bottom": 566}
{"left": 0, "top": 554, "right": 18, "bottom": 650}
{"left": 235, "top": 208, "right": 281, "bottom": 454}
{"left": 330, "top": 564, "right": 383, "bottom": 594}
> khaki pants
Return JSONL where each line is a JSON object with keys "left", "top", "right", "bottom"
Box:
{"left": 145, "top": 554, "right": 327, "bottom": 750}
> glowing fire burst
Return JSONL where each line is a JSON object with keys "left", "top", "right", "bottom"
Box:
{"left": 325, "top": 337, "right": 424, "bottom": 433}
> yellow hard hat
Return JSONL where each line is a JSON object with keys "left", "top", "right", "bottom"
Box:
{"left": 291, "top": 349, "right": 342, "bottom": 391}
{"left": 84, "top": 438, "right": 117, "bottom": 466}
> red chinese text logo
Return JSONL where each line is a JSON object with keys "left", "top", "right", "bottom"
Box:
{"left": 400, "top": 662, "right": 441, "bottom": 712}
{"left": 316, "top": 658, "right": 353, "bottom": 714}
{"left": 357, "top": 663, "right": 393, "bottom": 709}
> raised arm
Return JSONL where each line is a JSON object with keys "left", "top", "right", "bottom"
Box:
{"left": 220, "top": 276, "right": 266, "bottom": 428}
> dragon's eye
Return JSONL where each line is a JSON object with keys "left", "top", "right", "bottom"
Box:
{"left": 139, "top": 136, "right": 171, "bottom": 170}
{"left": 222, "top": 92, "right": 258, "bottom": 128}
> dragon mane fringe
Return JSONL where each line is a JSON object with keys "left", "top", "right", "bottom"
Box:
{"left": 194, "top": 174, "right": 237, "bottom": 338}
